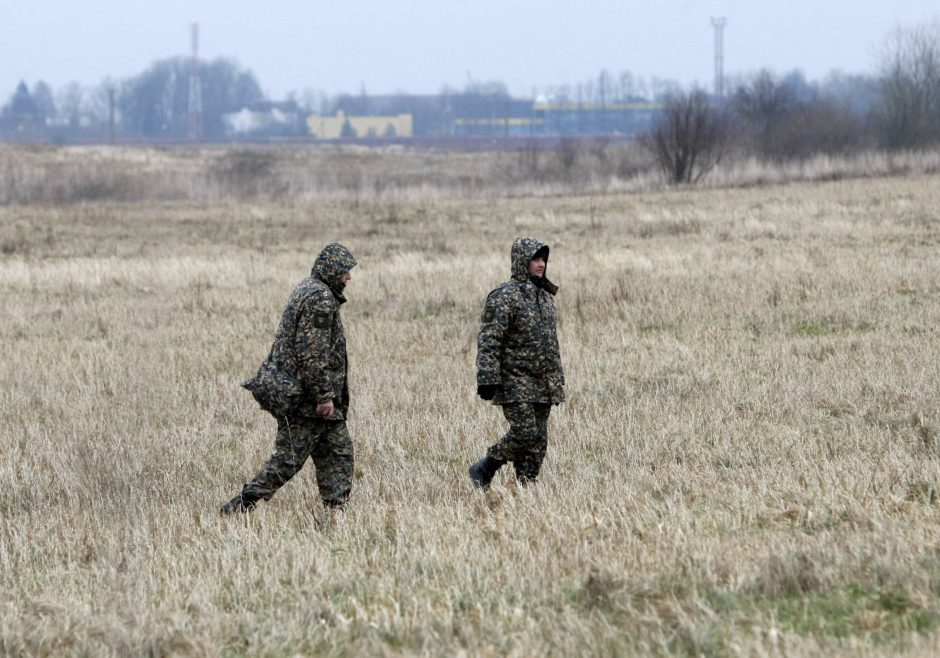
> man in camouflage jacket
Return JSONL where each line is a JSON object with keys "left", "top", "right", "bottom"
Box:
{"left": 470, "top": 236, "right": 565, "bottom": 489}
{"left": 221, "top": 242, "right": 357, "bottom": 513}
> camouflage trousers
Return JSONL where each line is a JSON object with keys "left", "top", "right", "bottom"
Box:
{"left": 240, "top": 415, "right": 354, "bottom": 508}
{"left": 487, "top": 402, "right": 552, "bottom": 483}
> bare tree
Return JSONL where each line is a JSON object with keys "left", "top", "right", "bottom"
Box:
{"left": 729, "top": 69, "right": 872, "bottom": 160}
{"left": 877, "top": 20, "right": 940, "bottom": 149}
{"left": 56, "top": 82, "right": 85, "bottom": 128}
{"left": 764, "top": 101, "right": 867, "bottom": 159}
{"left": 643, "top": 89, "right": 729, "bottom": 185}
{"left": 120, "top": 57, "right": 263, "bottom": 139}
{"left": 731, "top": 69, "right": 799, "bottom": 155}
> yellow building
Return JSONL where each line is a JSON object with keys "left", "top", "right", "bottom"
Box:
{"left": 306, "top": 110, "right": 413, "bottom": 140}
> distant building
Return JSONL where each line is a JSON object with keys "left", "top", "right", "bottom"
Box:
{"left": 532, "top": 101, "right": 661, "bottom": 136}
{"left": 299, "top": 94, "right": 662, "bottom": 141}
{"left": 451, "top": 96, "right": 539, "bottom": 137}
{"left": 331, "top": 95, "right": 453, "bottom": 137}
{"left": 306, "top": 110, "right": 413, "bottom": 140}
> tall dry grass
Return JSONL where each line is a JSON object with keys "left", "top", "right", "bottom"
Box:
{"left": 2, "top": 149, "right": 940, "bottom": 655}
{"left": 3, "top": 143, "right": 940, "bottom": 207}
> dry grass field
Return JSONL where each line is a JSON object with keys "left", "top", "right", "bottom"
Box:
{"left": 3, "top": 145, "right": 940, "bottom": 656}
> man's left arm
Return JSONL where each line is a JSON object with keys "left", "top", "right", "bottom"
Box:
{"left": 295, "top": 290, "right": 337, "bottom": 406}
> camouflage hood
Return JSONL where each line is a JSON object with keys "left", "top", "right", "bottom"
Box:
{"left": 312, "top": 242, "right": 357, "bottom": 300}
{"left": 510, "top": 236, "right": 557, "bottom": 294}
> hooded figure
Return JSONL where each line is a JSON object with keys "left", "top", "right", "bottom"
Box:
{"left": 471, "top": 236, "right": 565, "bottom": 489}
{"left": 222, "top": 242, "right": 358, "bottom": 514}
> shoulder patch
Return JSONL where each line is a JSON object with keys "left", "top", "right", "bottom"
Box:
{"left": 481, "top": 306, "right": 496, "bottom": 323}
{"left": 314, "top": 312, "right": 330, "bottom": 328}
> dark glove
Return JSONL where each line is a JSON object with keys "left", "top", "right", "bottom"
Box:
{"left": 477, "top": 384, "right": 498, "bottom": 401}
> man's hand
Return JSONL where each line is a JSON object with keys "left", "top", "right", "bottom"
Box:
{"left": 316, "top": 400, "right": 335, "bottom": 418}
{"left": 477, "top": 384, "right": 498, "bottom": 401}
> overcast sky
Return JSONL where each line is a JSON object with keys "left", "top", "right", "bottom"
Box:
{"left": 5, "top": 1, "right": 940, "bottom": 100}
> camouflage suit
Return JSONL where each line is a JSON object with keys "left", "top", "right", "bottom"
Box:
{"left": 473, "top": 236, "right": 565, "bottom": 484}
{"left": 221, "top": 243, "right": 357, "bottom": 512}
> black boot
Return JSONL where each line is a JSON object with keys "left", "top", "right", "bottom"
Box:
{"left": 219, "top": 494, "right": 256, "bottom": 514}
{"left": 468, "top": 455, "right": 505, "bottom": 490}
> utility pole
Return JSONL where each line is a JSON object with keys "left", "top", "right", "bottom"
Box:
{"left": 711, "top": 17, "right": 727, "bottom": 100}
{"left": 188, "top": 22, "right": 203, "bottom": 141}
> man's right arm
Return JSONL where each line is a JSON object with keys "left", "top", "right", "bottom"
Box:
{"left": 476, "top": 287, "right": 512, "bottom": 394}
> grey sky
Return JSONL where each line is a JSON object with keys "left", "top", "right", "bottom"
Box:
{"left": 6, "top": 1, "right": 940, "bottom": 100}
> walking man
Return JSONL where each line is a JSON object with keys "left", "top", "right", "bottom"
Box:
{"left": 221, "top": 242, "right": 357, "bottom": 513}
{"left": 469, "top": 236, "right": 565, "bottom": 489}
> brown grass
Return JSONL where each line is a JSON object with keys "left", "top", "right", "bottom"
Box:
{"left": 2, "top": 148, "right": 940, "bottom": 655}
{"left": 3, "top": 143, "right": 940, "bottom": 206}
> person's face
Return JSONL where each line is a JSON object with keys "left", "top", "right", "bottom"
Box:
{"left": 527, "top": 257, "right": 546, "bottom": 278}
{"left": 340, "top": 271, "right": 352, "bottom": 284}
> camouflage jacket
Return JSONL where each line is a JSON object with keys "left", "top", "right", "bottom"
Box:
{"left": 476, "top": 236, "right": 565, "bottom": 405}
{"left": 247, "top": 243, "right": 357, "bottom": 419}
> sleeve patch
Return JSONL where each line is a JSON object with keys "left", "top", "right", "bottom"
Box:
{"left": 481, "top": 307, "right": 495, "bottom": 323}
{"left": 314, "top": 312, "right": 330, "bottom": 328}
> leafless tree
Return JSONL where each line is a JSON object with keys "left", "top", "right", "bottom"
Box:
{"left": 729, "top": 69, "right": 872, "bottom": 160}
{"left": 878, "top": 20, "right": 940, "bottom": 149}
{"left": 763, "top": 101, "right": 867, "bottom": 159}
{"left": 732, "top": 69, "right": 799, "bottom": 155}
{"left": 56, "top": 82, "right": 85, "bottom": 128}
{"left": 642, "top": 89, "right": 729, "bottom": 185}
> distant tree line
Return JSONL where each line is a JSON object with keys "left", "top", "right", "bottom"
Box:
{"left": 120, "top": 57, "right": 265, "bottom": 139}
{"left": 0, "top": 57, "right": 268, "bottom": 141}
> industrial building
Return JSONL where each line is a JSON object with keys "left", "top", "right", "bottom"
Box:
{"left": 303, "top": 94, "right": 660, "bottom": 141}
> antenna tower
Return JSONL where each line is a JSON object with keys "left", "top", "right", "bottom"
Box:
{"left": 188, "top": 22, "right": 203, "bottom": 141}
{"left": 711, "top": 17, "right": 727, "bottom": 99}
